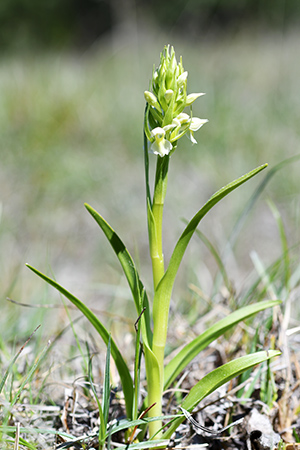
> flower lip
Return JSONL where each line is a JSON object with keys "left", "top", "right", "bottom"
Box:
{"left": 150, "top": 127, "right": 173, "bottom": 157}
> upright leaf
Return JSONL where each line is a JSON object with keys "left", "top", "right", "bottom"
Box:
{"left": 160, "top": 164, "right": 268, "bottom": 299}
{"left": 152, "top": 165, "right": 268, "bottom": 359}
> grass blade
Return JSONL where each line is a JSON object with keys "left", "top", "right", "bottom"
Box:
{"left": 193, "top": 228, "right": 231, "bottom": 293}
{"left": 163, "top": 350, "right": 281, "bottom": 438}
{"left": 227, "top": 154, "right": 300, "bottom": 250}
{"left": 26, "top": 264, "right": 134, "bottom": 419}
{"left": 87, "top": 349, "right": 104, "bottom": 445}
{"left": 104, "top": 415, "right": 178, "bottom": 439}
{"left": 268, "top": 199, "right": 291, "bottom": 292}
{"left": 11, "top": 340, "right": 50, "bottom": 407}
{"left": 164, "top": 299, "right": 281, "bottom": 389}
{"left": 0, "top": 325, "right": 41, "bottom": 395}
{"left": 103, "top": 335, "right": 111, "bottom": 429}
{"left": 1, "top": 435, "right": 36, "bottom": 450}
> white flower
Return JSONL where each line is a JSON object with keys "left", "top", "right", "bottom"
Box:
{"left": 150, "top": 127, "right": 173, "bottom": 157}
{"left": 186, "top": 92, "right": 205, "bottom": 106}
{"left": 188, "top": 117, "right": 208, "bottom": 144}
{"left": 175, "top": 112, "right": 190, "bottom": 124}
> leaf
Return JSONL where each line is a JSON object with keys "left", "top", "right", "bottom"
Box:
{"left": 84, "top": 203, "right": 152, "bottom": 345}
{"left": 164, "top": 299, "right": 281, "bottom": 389}
{"left": 152, "top": 165, "right": 268, "bottom": 358}
{"left": 84, "top": 203, "right": 162, "bottom": 429}
{"left": 163, "top": 350, "right": 281, "bottom": 438}
{"left": 157, "top": 164, "right": 268, "bottom": 301}
{"left": 84, "top": 205, "right": 160, "bottom": 422}
{"left": 26, "top": 264, "right": 134, "bottom": 419}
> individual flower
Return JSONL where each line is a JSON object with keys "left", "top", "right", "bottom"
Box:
{"left": 150, "top": 127, "right": 172, "bottom": 157}
{"left": 188, "top": 117, "right": 209, "bottom": 144}
{"left": 174, "top": 112, "right": 190, "bottom": 125}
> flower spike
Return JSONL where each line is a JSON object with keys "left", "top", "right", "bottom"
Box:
{"left": 144, "top": 45, "right": 207, "bottom": 156}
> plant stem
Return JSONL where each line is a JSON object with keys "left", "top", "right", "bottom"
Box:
{"left": 150, "top": 156, "right": 169, "bottom": 289}
{"left": 146, "top": 155, "right": 170, "bottom": 438}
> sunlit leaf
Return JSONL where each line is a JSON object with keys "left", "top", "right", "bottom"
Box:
{"left": 164, "top": 299, "right": 281, "bottom": 389}
{"left": 85, "top": 204, "right": 152, "bottom": 345}
{"left": 163, "top": 350, "right": 281, "bottom": 438}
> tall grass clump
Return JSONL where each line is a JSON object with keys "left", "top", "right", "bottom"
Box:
{"left": 26, "top": 45, "right": 280, "bottom": 444}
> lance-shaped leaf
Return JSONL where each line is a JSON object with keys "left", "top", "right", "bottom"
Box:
{"left": 163, "top": 350, "right": 281, "bottom": 438}
{"left": 26, "top": 264, "right": 134, "bottom": 419}
{"left": 84, "top": 204, "right": 161, "bottom": 426}
{"left": 162, "top": 163, "right": 267, "bottom": 292}
{"left": 84, "top": 203, "right": 152, "bottom": 345}
{"left": 164, "top": 299, "right": 281, "bottom": 389}
{"left": 152, "top": 164, "right": 268, "bottom": 351}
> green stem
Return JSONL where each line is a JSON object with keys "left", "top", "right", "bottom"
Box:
{"left": 150, "top": 156, "right": 169, "bottom": 289}
{"left": 146, "top": 155, "right": 170, "bottom": 438}
{"left": 144, "top": 126, "right": 171, "bottom": 438}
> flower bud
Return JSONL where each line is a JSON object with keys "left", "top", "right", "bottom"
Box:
{"left": 177, "top": 71, "right": 188, "bottom": 87}
{"left": 144, "top": 91, "right": 161, "bottom": 110}
{"left": 164, "top": 89, "right": 174, "bottom": 103}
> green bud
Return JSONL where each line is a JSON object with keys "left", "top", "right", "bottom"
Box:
{"left": 177, "top": 71, "right": 188, "bottom": 88}
{"left": 164, "top": 89, "right": 174, "bottom": 103}
{"left": 144, "top": 90, "right": 161, "bottom": 110}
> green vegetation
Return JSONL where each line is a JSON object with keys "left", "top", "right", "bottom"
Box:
{"left": 0, "top": 30, "right": 300, "bottom": 448}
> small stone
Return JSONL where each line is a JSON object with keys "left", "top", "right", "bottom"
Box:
{"left": 247, "top": 409, "right": 280, "bottom": 450}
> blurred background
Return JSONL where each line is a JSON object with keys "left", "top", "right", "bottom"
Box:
{"left": 1, "top": 0, "right": 300, "bottom": 345}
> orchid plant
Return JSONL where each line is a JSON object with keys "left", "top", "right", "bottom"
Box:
{"left": 27, "top": 45, "right": 280, "bottom": 445}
